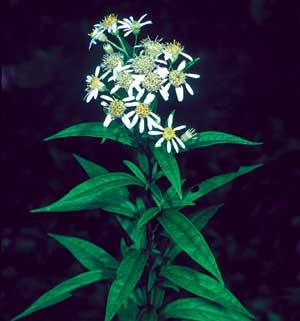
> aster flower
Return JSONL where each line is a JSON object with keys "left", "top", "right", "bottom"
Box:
{"left": 136, "top": 36, "right": 164, "bottom": 58}
{"left": 162, "top": 60, "right": 200, "bottom": 102}
{"left": 148, "top": 113, "right": 186, "bottom": 153}
{"left": 84, "top": 66, "right": 107, "bottom": 103}
{"left": 100, "top": 95, "right": 139, "bottom": 128}
{"left": 101, "top": 52, "right": 125, "bottom": 79}
{"left": 108, "top": 69, "right": 143, "bottom": 96}
{"left": 118, "top": 14, "right": 152, "bottom": 37}
{"left": 163, "top": 40, "right": 193, "bottom": 62}
{"left": 123, "top": 92, "right": 160, "bottom": 133}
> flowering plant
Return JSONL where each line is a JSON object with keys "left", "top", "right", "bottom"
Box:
{"left": 13, "top": 13, "right": 262, "bottom": 321}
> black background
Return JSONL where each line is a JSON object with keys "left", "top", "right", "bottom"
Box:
{"left": 2, "top": 0, "right": 300, "bottom": 320}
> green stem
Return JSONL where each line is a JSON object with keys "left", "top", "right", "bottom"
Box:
{"left": 133, "top": 33, "right": 139, "bottom": 56}
{"left": 105, "top": 39, "right": 124, "bottom": 53}
{"left": 116, "top": 35, "right": 130, "bottom": 58}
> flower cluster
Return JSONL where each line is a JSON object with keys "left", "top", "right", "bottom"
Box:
{"left": 85, "top": 13, "right": 200, "bottom": 153}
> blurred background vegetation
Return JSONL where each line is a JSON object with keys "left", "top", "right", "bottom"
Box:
{"left": 2, "top": 0, "right": 300, "bottom": 320}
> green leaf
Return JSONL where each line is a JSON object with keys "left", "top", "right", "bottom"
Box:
{"left": 132, "top": 224, "right": 147, "bottom": 250}
{"left": 117, "top": 299, "right": 138, "bottom": 321}
{"left": 12, "top": 270, "right": 113, "bottom": 321}
{"left": 137, "top": 152, "right": 150, "bottom": 175}
{"left": 160, "top": 297, "right": 251, "bottom": 321}
{"left": 138, "top": 308, "right": 158, "bottom": 321}
{"left": 160, "top": 265, "right": 254, "bottom": 318}
{"left": 137, "top": 207, "right": 161, "bottom": 228}
{"left": 151, "top": 146, "right": 182, "bottom": 199}
{"left": 45, "top": 122, "right": 137, "bottom": 147}
{"left": 31, "top": 172, "right": 143, "bottom": 213}
{"left": 105, "top": 249, "right": 148, "bottom": 321}
{"left": 184, "top": 56, "right": 201, "bottom": 71}
{"left": 150, "top": 287, "right": 165, "bottom": 308}
{"left": 124, "top": 160, "right": 147, "bottom": 185}
{"left": 49, "top": 233, "right": 118, "bottom": 270}
{"left": 159, "top": 211, "right": 223, "bottom": 284}
{"left": 166, "top": 204, "right": 223, "bottom": 261}
{"left": 185, "top": 164, "right": 262, "bottom": 203}
{"left": 147, "top": 268, "right": 157, "bottom": 291}
{"left": 183, "top": 131, "right": 262, "bottom": 152}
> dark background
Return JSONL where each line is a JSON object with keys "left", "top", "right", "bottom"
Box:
{"left": 2, "top": 0, "right": 300, "bottom": 320}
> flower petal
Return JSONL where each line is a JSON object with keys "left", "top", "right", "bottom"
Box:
{"left": 186, "top": 73, "right": 200, "bottom": 79}
{"left": 174, "top": 125, "right": 186, "bottom": 131}
{"left": 175, "top": 136, "right": 186, "bottom": 149}
{"left": 103, "top": 114, "right": 113, "bottom": 127}
{"left": 175, "top": 86, "right": 184, "bottom": 102}
{"left": 171, "top": 139, "right": 179, "bottom": 153}
{"left": 101, "top": 95, "right": 114, "bottom": 101}
{"left": 110, "top": 85, "right": 120, "bottom": 94}
{"left": 178, "top": 60, "right": 186, "bottom": 71}
{"left": 185, "top": 82, "right": 194, "bottom": 95}
{"left": 144, "top": 93, "right": 155, "bottom": 105}
{"left": 138, "top": 14, "right": 148, "bottom": 22}
{"left": 136, "top": 88, "right": 145, "bottom": 101}
{"left": 139, "top": 118, "right": 145, "bottom": 133}
{"left": 149, "top": 130, "right": 163, "bottom": 136}
{"left": 155, "top": 136, "right": 165, "bottom": 147}
{"left": 125, "top": 110, "right": 136, "bottom": 118}
{"left": 122, "top": 115, "right": 131, "bottom": 128}
{"left": 167, "top": 141, "right": 172, "bottom": 153}
{"left": 167, "top": 113, "right": 174, "bottom": 127}
{"left": 131, "top": 113, "right": 139, "bottom": 128}
{"left": 180, "top": 52, "right": 193, "bottom": 61}
{"left": 95, "top": 66, "right": 100, "bottom": 76}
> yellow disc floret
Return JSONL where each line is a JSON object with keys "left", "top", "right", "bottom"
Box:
{"left": 163, "top": 127, "right": 176, "bottom": 141}
{"left": 117, "top": 72, "right": 133, "bottom": 89}
{"left": 101, "top": 14, "right": 118, "bottom": 29}
{"left": 142, "top": 72, "right": 161, "bottom": 92}
{"left": 169, "top": 70, "right": 186, "bottom": 87}
{"left": 108, "top": 100, "right": 126, "bottom": 118}
{"left": 135, "top": 103, "right": 151, "bottom": 118}
{"left": 164, "top": 40, "right": 183, "bottom": 55}
{"left": 142, "top": 37, "right": 163, "bottom": 57}
{"left": 103, "top": 53, "right": 123, "bottom": 71}
{"left": 88, "top": 76, "right": 101, "bottom": 89}
{"left": 132, "top": 55, "right": 155, "bottom": 74}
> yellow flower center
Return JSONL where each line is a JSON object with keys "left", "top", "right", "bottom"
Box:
{"left": 132, "top": 55, "right": 155, "bottom": 74}
{"left": 169, "top": 70, "right": 186, "bottom": 87}
{"left": 136, "top": 103, "right": 150, "bottom": 118}
{"left": 163, "top": 127, "right": 176, "bottom": 141}
{"left": 142, "top": 72, "right": 161, "bottom": 92}
{"left": 101, "top": 14, "right": 118, "bottom": 29}
{"left": 89, "top": 76, "right": 101, "bottom": 89}
{"left": 143, "top": 39, "right": 163, "bottom": 57}
{"left": 165, "top": 40, "right": 183, "bottom": 55}
{"left": 109, "top": 100, "right": 126, "bottom": 118}
{"left": 103, "top": 53, "right": 123, "bottom": 71}
{"left": 117, "top": 72, "right": 133, "bottom": 89}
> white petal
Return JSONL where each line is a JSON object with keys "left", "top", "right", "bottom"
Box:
{"left": 186, "top": 73, "right": 200, "bottom": 79}
{"left": 95, "top": 66, "right": 100, "bottom": 76}
{"left": 123, "top": 96, "right": 135, "bottom": 102}
{"left": 150, "top": 112, "right": 160, "bottom": 121}
{"left": 163, "top": 82, "right": 171, "bottom": 92}
{"left": 103, "top": 114, "right": 113, "bottom": 127}
{"left": 175, "top": 86, "right": 184, "bottom": 102}
{"left": 138, "top": 14, "right": 147, "bottom": 22}
{"left": 123, "top": 18, "right": 132, "bottom": 24}
{"left": 100, "top": 95, "right": 114, "bottom": 101}
{"left": 125, "top": 102, "right": 139, "bottom": 107}
{"left": 174, "top": 125, "right": 186, "bottom": 131}
{"left": 147, "top": 117, "right": 153, "bottom": 130}
{"left": 160, "top": 87, "right": 169, "bottom": 101}
{"left": 180, "top": 52, "right": 193, "bottom": 61}
{"left": 131, "top": 114, "right": 139, "bottom": 128}
{"left": 149, "top": 130, "right": 164, "bottom": 136}
{"left": 167, "top": 113, "right": 174, "bottom": 127}
{"left": 155, "top": 59, "right": 168, "bottom": 65}
{"left": 101, "top": 101, "right": 109, "bottom": 107}
{"left": 122, "top": 115, "right": 131, "bottom": 128}
{"left": 100, "top": 70, "right": 110, "bottom": 79}
{"left": 155, "top": 67, "right": 169, "bottom": 78}
{"left": 86, "top": 92, "right": 93, "bottom": 103}
{"left": 110, "top": 85, "right": 120, "bottom": 94}
{"left": 171, "top": 139, "right": 179, "bottom": 153}
{"left": 125, "top": 110, "right": 136, "bottom": 118}
{"left": 144, "top": 93, "right": 155, "bottom": 104}
{"left": 136, "top": 88, "right": 145, "bottom": 101}
{"left": 139, "top": 118, "right": 145, "bottom": 133}
{"left": 140, "top": 21, "right": 152, "bottom": 27}
{"left": 178, "top": 60, "right": 186, "bottom": 71}
{"left": 185, "top": 82, "right": 194, "bottom": 95}
{"left": 175, "top": 136, "right": 186, "bottom": 149}
{"left": 167, "top": 141, "right": 172, "bottom": 153}
{"left": 155, "top": 136, "right": 165, "bottom": 147}
{"left": 124, "top": 30, "right": 132, "bottom": 37}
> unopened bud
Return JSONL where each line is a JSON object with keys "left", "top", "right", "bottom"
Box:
{"left": 97, "top": 33, "right": 107, "bottom": 42}
{"left": 180, "top": 128, "right": 197, "bottom": 142}
{"left": 103, "top": 43, "right": 114, "bottom": 54}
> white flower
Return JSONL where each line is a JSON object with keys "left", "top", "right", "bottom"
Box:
{"left": 84, "top": 66, "right": 106, "bottom": 103}
{"left": 163, "top": 40, "right": 193, "bottom": 62}
{"left": 162, "top": 60, "right": 200, "bottom": 102}
{"left": 88, "top": 14, "right": 118, "bottom": 49}
{"left": 108, "top": 67, "right": 143, "bottom": 97}
{"left": 148, "top": 113, "right": 186, "bottom": 153}
{"left": 100, "top": 95, "right": 139, "bottom": 128}
{"left": 118, "top": 14, "right": 152, "bottom": 37}
{"left": 123, "top": 92, "right": 160, "bottom": 133}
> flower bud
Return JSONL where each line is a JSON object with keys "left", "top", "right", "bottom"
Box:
{"left": 103, "top": 43, "right": 114, "bottom": 54}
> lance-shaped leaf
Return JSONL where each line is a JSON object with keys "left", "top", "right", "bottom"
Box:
{"left": 45, "top": 122, "right": 137, "bottom": 147}
{"left": 49, "top": 233, "right": 118, "bottom": 270}
{"left": 183, "top": 131, "right": 262, "bottom": 152}
{"left": 105, "top": 249, "right": 148, "bottom": 321}
{"left": 159, "top": 211, "right": 223, "bottom": 284}
{"left": 165, "top": 204, "right": 223, "bottom": 261}
{"left": 12, "top": 270, "right": 114, "bottom": 321}
{"left": 185, "top": 164, "right": 262, "bottom": 203}
{"left": 137, "top": 207, "right": 161, "bottom": 228}
{"left": 151, "top": 146, "right": 182, "bottom": 199}
{"left": 31, "top": 172, "right": 143, "bottom": 213}
{"left": 137, "top": 152, "right": 150, "bottom": 175}
{"left": 117, "top": 299, "right": 138, "bottom": 321}
{"left": 160, "top": 265, "right": 254, "bottom": 318}
{"left": 123, "top": 160, "right": 147, "bottom": 185}
{"left": 160, "top": 297, "right": 252, "bottom": 321}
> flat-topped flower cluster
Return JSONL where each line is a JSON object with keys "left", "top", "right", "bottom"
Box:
{"left": 85, "top": 13, "right": 200, "bottom": 153}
